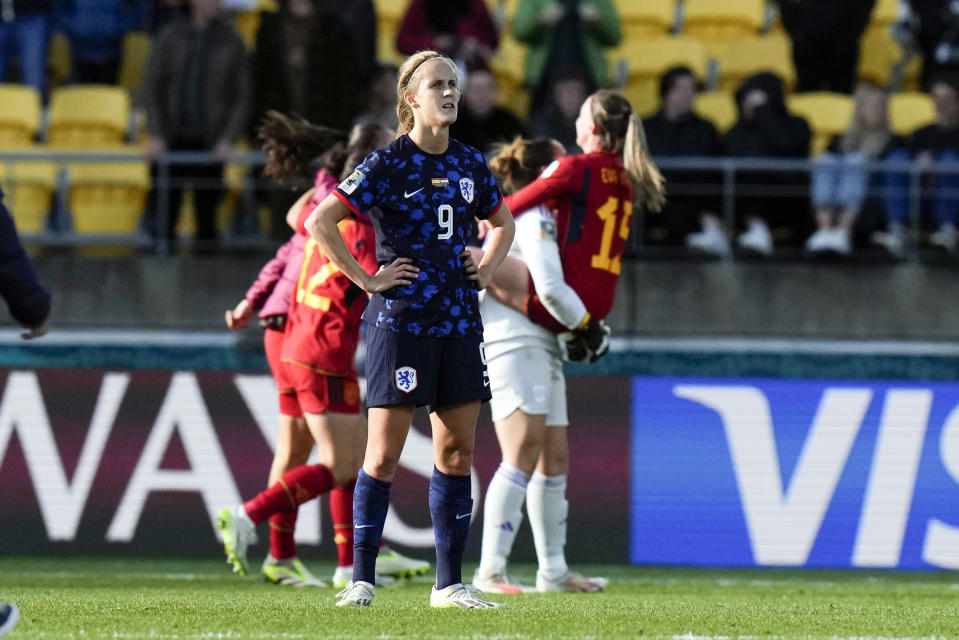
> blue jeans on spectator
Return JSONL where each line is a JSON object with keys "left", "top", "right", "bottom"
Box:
{"left": 812, "top": 151, "right": 868, "bottom": 213}
{"left": 0, "top": 13, "right": 50, "bottom": 96}
{"left": 883, "top": 148, "right": 959, "bottom": 229}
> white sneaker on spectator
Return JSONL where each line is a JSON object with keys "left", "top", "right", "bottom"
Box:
{"left": 930, "top": 223, "right": 958, "bottom": 253}
{"left": 871, "top": 225, "right": 906, "bottom": 260}
{"left": 807, "top": 228, "right": 850, "bottom": 256}
{"left": 737, "top": 221, "right": 773, "bottom": 256}
{"left": 686, "top": 225, "right": 731, "bottom": 257}
{"left": 805, "top": 228, "right": 833, "bottom": 253}
{"left": 828, "top": 228, "right": 851, "bottom": 255}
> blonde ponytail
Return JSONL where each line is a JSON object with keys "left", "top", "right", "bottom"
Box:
{"left": 623, "top": 113, "right": 666, "bottom": 214}
{"left": 395, "top": 50, "right": 457, "bottom": 138}
{"left": 591, "top": 90, "right": 667, "bottom": 214}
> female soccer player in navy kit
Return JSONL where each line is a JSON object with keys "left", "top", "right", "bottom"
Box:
{"left": 306, "top": 50, "right": 516, "bottom": 609}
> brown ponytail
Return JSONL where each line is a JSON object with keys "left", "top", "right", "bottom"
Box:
{"left": 256, "top": 111, "right": 347, "bottom": 188}
{"left": 590, "top": 90, "right": 666, "bottom": 213}
{"left": 489, "top": 136, "right": 558, "bottom": 194}
{"left": 395, "top": 50, "right": 458, "bottom": 137}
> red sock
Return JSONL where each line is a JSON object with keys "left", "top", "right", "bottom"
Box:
{"left": 244, "top": 464, "right": 334, "bottom": 524}
{"left": 330, "top": 478, "right": 356, "bottom": 567}
{"left": 269, "top": 512, "right": 297, "bottom": 560}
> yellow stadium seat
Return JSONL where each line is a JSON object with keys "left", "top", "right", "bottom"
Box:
{"left": 377, "top": 19, "right": 405, "bottom": 66}
{"left": 0, "top": 84, "right": 41, "bottom": 148}
{"left": 47, "top": 31, "right": 72, "bottom": 89}
{"left": 718, "top": 33, "right": 795, "bottom": 93}
{"left": 489, "top": 33, "right": 529, "bottom": 91}
{"left": 68, "top": 159, "right": 149, "bottom": 234}
{"left": 376, "top": 0, "right": 407, "bottom": 24}
{"left": 858, "top": 26, "right": 902, "bottom": 87}
{"left": 233, "top": 10, "right": 261, "bottom": 50}
{"left": 616, "top": 0, "right": 675, "bottom": 39}
{"left": 119, "top": 31, "right": 151, "bottom": 94}
{"left": 694, "top": 91, "right": 737, "bottom": 132}
{"left": 889, "top": 92, "right": 935, "bottom": 135}
{"left": 787, "top": 92, "right": 854, "bottom": 155}
{"left": 2, "top": 160, "right": 57, "bottom": 233}
{"left": 611, "top": 37, "right": 707, "bottom": 116}
{"left": 48, "top": 85, "right": 131, "bottom": 148}
{"left": 682, "top": 0, "right": 764, "bottom": 56}
{"left": 869, "top": 0, "right": 899, "bottom": 31}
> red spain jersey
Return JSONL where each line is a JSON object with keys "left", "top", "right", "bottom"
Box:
{"left": 504, "top": 151, "right": 634, "bottom": 332}
{"left": 280, "top": 218, "right": 377, "bottom": 375}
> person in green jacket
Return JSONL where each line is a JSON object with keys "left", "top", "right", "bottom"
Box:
{"left": 512, "top": 0, "right": 622, "bottom": 112}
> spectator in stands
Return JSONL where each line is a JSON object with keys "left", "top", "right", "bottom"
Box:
{"left": 882, "top": 73, "right": 959, "bottom": 254}
{"left": 900, "top": 0, "right": 959, "bottom": 90}
{"left": 774, "top": 0, "right": 875, "bottom": 94}
{"left": 512, "top": 0, "right": 621, "bottom": 114}
{"left": 450, "top": 63, "right": 526, "bottom": 156}
{"left": 725, "top": 72, "right": 812, "bottom": 256}
{"left": 806, "top": 84, "right": 902, "bottom": 257}
{"left": 396, "top": 0, "right": 498, "bottom": 68}
{"left": 146, "top": 0, "right": 188, "bottom": 32}
{"left": 0, "top": 0, "right": 53, "bottom": 97}
{"left": 142, "top": 0, "right": 250, "bottom": 252}
{"left": 0, "top": 182, "right": 51, "bottom": 339}
{"left": 643, "top": 66, "right": 727, "bottom": 256}
{"left": 353, "top": 62, "right": 400, "bottom": 132}
{"left": 59, "top": 0, "right": 146, "bottom": 84}
{"left": 529, "top": 73, "right": 588, "bottom": 152}
{"left": 251, "top": 0, "right": 370, "bottom": 239}
{"left": 252, "top": 0, "right": 373, "bottom": 134}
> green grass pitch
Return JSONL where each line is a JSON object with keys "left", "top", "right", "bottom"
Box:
{"left": 2, "top": 556, "right": 959, "bottom": 639}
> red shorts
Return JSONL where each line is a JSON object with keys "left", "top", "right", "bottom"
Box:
{"left": 263, "top": 327, "right": 301, "bottom": 417}
{"left": 281, "top": 360, "right": 361, "bottom": 415}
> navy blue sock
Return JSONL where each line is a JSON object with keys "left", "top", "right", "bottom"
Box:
{"left": 353, "top": 468, "right": 392, "bottom": 585}
{"left": 429, "top": 466, "right": 473, "bottom": 589}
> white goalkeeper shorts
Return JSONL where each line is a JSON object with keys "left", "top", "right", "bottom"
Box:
{"left": 488, "top": 345, "right": 568, "bottom": 427}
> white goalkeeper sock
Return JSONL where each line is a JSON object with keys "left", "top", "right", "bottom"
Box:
{"left": 527, "top": 472, "right": 569, "bottom": 581}
{"left": 478, "top": 462, "right": 530, "bottom": 575}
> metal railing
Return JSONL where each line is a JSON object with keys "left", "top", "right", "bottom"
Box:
{"left": 1, "top": 150, "right": 955, "bottom": 260}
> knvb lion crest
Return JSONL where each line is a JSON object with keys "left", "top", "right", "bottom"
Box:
{"left": 459, "top": 178, "right": 475, "bottom": 203}
{"left": 395, "top": 366, "right": 418, "bottom": 393}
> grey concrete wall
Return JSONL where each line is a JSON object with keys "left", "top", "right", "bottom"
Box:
{"left": 10, "top": 253, "right": 959, "bottom": 340}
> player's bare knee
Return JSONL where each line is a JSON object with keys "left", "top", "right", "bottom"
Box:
{"left": 365, "top": 451, "right": 401, "bottom": 479}
{"left": 439, "top": 449, "right": 473, "bottom": 475}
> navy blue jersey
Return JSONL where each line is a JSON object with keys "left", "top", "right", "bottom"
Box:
{"left": 333, "top": 135, "right": 502, "bottom": 337}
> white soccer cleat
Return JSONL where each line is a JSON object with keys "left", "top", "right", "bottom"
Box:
{"left": 216, "top": 505, "right": 257, "bottom": 576}
{"left": 332, "top": 566, "right": 352, "bottom": 590}
{"left": 376, "top": 546, "right": 431, "bottom": 578}
{"left": 335, "top": 580, "right": 375, "bottom": 607}
{"left": 332, "top": 566, "right": 400, "bottom": 589}
{"left": 472, "top": 567, "right": 534, "bottom": 594}
{"left": 536, "top": 571, "right": 607, "bottom": 593}
{"left": 430, "top": 583, "right": 505, "bottom": 609}
{"left": 261, "top": 555, "right": 326, "bottom": 587}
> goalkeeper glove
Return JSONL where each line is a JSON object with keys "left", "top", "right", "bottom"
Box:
{"left": 559, "top": 316, "right": 611, "bottom": 363}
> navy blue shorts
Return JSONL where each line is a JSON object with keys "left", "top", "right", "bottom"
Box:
{"left": 365, "top": 323, "right": 491, "bottom": 412}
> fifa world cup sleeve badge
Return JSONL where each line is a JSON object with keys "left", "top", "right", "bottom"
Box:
{"left": 459, "top": 178, "right": 475, "bottom": 203}
{"left": 395, "top": 366, "right": 418, "bottom": 393}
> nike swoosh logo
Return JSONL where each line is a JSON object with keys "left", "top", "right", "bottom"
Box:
{"left": 455, "top": 513, "right": 471, "bottom": 520}
{"left": 483, "top": 380, "right": 490, "bottom": 387}
{"left": 404, "top": 188, "right": 424, "bottom": 198}
{"left": 355, "top": 524, "right": 375, "bottom": 529}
